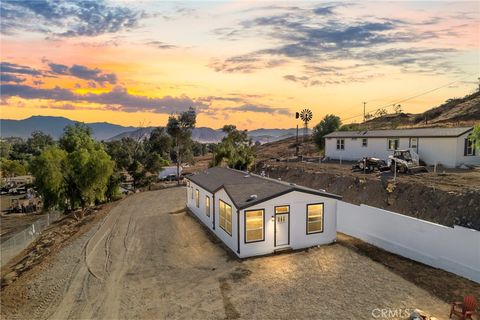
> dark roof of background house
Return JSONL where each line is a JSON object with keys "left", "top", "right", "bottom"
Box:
{"left": 186, "top": 167, "right": 341, "bottom": 209}
{"left": 324, "top": 126, "right": 472, "bottom": 138}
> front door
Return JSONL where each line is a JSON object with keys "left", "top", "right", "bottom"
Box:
{"left": 275, "top": 206, "right": 290, "bottom": 246}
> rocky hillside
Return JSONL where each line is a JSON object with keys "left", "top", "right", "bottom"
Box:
{"left": 350, "top": 91, "right": 480, "bottom": 130}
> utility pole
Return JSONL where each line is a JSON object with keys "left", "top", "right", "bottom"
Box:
{"left": 295, "top": 112, "right": 300, "bottom": 157}
{"left": 363, "top": 102, "right": 367, "bottom": 123}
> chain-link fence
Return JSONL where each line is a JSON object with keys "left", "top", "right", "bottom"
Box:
{"left": 1, "top": 212, "right": 63, "bottom": 267}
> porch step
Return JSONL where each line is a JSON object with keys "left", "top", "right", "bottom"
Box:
{"left": 274, "top": 247, "right": 293, "bottom": 254}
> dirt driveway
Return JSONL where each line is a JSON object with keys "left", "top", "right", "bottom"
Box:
{"left": 1, "top": 187, "right": 452, "bottom": 319}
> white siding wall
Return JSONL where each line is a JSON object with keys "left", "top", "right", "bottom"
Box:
{"left": 186, "top": 182, "right": 239, "bottom": 255}
{"left": 456, "top": 132, "right": 480, "bottom": 166}
{"left": 186, "top": 180, "right": 337, "bottom": 258}
{"left": 325, "top": 137, "right": 405, "bottom": 161}
{"left": 213, "top": 188, "right": 239, "bottom": 255}
{"left": 325, "top": 135, "right": 478, "bottom": 168}
{"left": 187, "top": 181, "right": 213, "bottom": 230}
{"left": 417, "top": 137, "right": 457, "bottom": 167}
{"left": 238, "top": 191, "right": 337, "bottom": 258}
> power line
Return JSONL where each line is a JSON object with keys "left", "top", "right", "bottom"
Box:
{"left": 340, "top": 73, "right": 477, "bottom": 122}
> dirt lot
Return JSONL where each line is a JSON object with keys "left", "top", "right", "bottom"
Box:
{"left": 2, "top": 187, "right": 478, "bottom": 320}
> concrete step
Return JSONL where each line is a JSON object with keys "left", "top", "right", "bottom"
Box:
{"left": 274, "top": 247, "right": 293, "bottom": 254}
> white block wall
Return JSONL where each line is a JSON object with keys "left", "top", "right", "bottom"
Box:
{"left": 337, "top": 201, "right": 480, "bottom": 283}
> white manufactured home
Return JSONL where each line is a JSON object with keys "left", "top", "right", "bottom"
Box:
{"left": 186, "top": 167, "right": 341, "bottom": 258}
{"left": 324, "top": 127, "right": 478, "bottom": 168}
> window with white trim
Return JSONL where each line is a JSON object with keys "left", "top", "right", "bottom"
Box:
{"left": 205, "top": 196, "right": 210, "bottom": 217}
{"left": 307, "top": 203, "right": 324, "bottom": 234}
{"left": 195, "top": 189, "right": 199, "bottom": 208}
{"left": 388, "top": 138, "right": 399, "bottom": 150}
{"left": 410, "top": 138, "right": 418, "bottom": 149}
{"left": 245, "top": 210, "right": 264, "bottom": 243}
{"left": 219, "top": 200, "right": 232, "bottom": 235}
{"left": 362, "top": 138, "right": 368, "bottom": 147}
{"left": 336, "top": 139, "right": 345, "bottom": 150}
{"left": 465, "top": 138, "right": 476, "bottom": 156}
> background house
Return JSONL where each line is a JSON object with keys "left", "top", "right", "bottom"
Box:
{"left": 324, "top": 127, "right": 478, "bottom": 168}
{"left": 186, "top": 167, "right": 341, "bottom": 258}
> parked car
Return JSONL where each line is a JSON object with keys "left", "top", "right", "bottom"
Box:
{"left": 164, "top": 174, "right": 178, "bottom": 182}
{"left": 352, "top": 157, "right": 389, "bottom": 173}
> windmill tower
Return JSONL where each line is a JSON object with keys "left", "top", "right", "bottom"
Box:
{"left": 300, "top": 108, "right": 313, "bottom": 139}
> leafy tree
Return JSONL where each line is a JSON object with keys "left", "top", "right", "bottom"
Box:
{"left": 64, "top": 142, "right": 114, "bottom": 212}
{"left": 26, "top": 131, "right": 54, "bottom": 156}
{"left": 339, "top": 124, "right": 357, "bottom": 131}
{"left": 30, "top": 146, "right": 66, "bottom": 210}
{"left": 0, "top": 140, "right": 12, "bottom": 158}
{"left": 393, "top": 104, "right": 403, "bottom": 114}
{"left": 375, "top": 108, "right": 387, "bottom": 117}
{"left": 471, "top": 124, "right": 480, "bottom": 149}
{"left": 104, "top": 137, "right": 141, "bottom": 171}
{"left": 213, "top": 125, "right": 255, "bottom": 170}
{"left": 0, "top": 159, "right": 28, "bottom": 178}
{"left": 167, "top": 108, "right": 196, "bottom": 183}
{"left": 31, "top": 123, "right": 114, "bottom": 215}
{"left": 105, "top": 135, "right": 169, "bottom": 188}
{"left": 144, "top": 152, "right": 169, "bottom": 173}
{"left": 59, "top": 123, "right": 94, "bottom": 153}
{"left": 312, "top": 114, "right": 342, "bottom": 150}
{"left": 10, "top": 139, "right": 31, "bottom": 161}
{"left": 105, "top": 171, "right": 122, "bottom": 202}
{"left": 192, "top": 141, "right": 208, "bottom": 156}
{"left": 146, "top": 127, "right": 171, "bottom": 158}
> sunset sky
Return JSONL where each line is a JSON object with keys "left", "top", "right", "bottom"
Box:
{"left": 1, "top": 1, "right": 479, "bottom": 129}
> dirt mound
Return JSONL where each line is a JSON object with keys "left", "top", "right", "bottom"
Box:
{"left": 255, "top": 136, "right": 319, "bottom": 162}
{"left": 258, "top": 162, "right": 480, "bottom": 230}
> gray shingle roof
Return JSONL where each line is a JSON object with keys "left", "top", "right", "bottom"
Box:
{"left": 324, "top": 127, "right": 472, "bottom": 138}
{"left": 186, "top": 167, "right": 341, "bottom": 209}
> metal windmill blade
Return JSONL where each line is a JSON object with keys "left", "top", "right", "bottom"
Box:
{"left": 300, "top": 108, "right": 313, "bottom": 138}
{"left": 300, "top": 109, "right": 313, "bottom": 123}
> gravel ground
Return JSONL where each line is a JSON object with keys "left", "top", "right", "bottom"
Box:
{"left": 1, "top": 187, "right": 453, "bottom": 319}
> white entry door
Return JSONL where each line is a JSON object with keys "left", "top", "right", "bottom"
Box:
{"left": 275, "top": 206, "right": 290, "bottom": 246}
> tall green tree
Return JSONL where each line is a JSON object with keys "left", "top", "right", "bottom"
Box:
{"left": 26, "top": 131, "right": 54, "bottom": 156}
{"left": 213, "top": 125, "right": 255, "bottom": 170}
{"left": 0, "top": 159, "right": 28, "bottom": 178}
{"left": 471, "top": 124, "right": 480, "bottom": 149}
{"left": 30, "top": 146, "right": 66, "bottom": 210}
{"left": 166, "top": 108, "right": 196, "bottom": 183}
{"left": 31, "top": 123, "right": 114, "bottom": 215}
{"left": 146, "top": 127, "right": 171, "bottom": 159}
{"left": 312, "top": 114, "right": 342, "bottom": 150}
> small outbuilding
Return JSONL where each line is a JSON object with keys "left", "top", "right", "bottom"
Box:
{"left": 324, "top": 126, "right": 478, "bottom": 168}
{"left": 186, "top": 167, "right": 341, "bottom": 258}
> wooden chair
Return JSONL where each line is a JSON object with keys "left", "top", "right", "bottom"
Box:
{"left": 450, "top": 295, "right": 478, "bottom": 320}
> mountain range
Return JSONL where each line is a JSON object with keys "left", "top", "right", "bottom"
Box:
{"left": 0, "top": 116, "right": 306, "bottom": 144}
